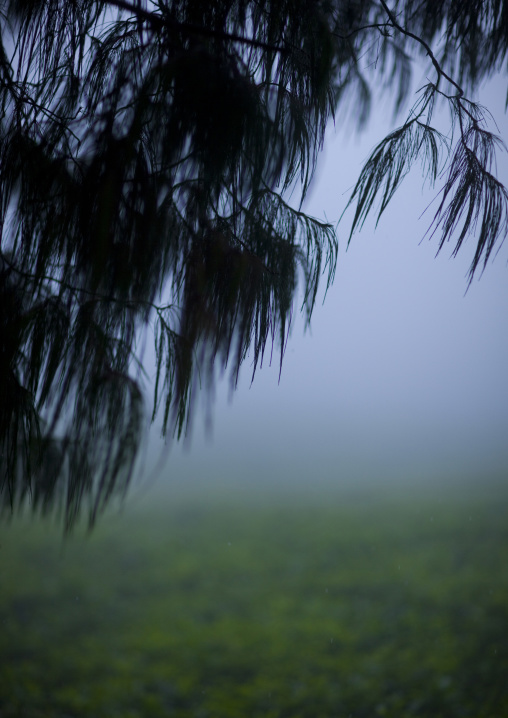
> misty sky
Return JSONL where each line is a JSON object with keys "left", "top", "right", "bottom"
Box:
{"left": 141, "top": 73, "right": 508, "bottom": 498}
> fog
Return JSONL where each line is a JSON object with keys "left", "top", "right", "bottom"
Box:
{"left": 136, "top": 75, "right": 508, "bottom": 505}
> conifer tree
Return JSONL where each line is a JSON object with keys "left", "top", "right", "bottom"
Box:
{"left": 1, "top": 0, "right": 507, "bottom": 528}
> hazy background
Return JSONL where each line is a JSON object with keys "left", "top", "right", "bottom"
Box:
{"left": 136, "top": 73, "right": 508, "bottom": 504}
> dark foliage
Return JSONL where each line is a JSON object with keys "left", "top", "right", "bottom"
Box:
{"left": 0, "top": 0, "right": 506, "bottom": 528}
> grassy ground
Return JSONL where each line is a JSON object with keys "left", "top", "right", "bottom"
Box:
{"left": 1, "top": 479, "right": 508, "bottom": 717}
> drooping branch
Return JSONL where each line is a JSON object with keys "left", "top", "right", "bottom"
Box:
{"left": 105, "top": 0, "right": 290, "bottom": 53}
{"left": 342, "top": 0, "right": 508, "bottom": 279}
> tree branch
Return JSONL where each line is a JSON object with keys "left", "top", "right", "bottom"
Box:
{"left": 105, "top": 0, "right": 289, "bottom": 54}
{"left": 378, "top": 0, "right": 464, "bottom": 97}
{"left": 1, "top": 252, "right": 177, "bottom": 317}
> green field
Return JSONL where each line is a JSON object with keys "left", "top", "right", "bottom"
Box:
{"left": 1, "top": 479, "right": 508, "bottom": 717}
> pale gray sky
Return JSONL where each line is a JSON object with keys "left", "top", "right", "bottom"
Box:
{"left": 141, "top": 73, "right": 508, "bottom": 500}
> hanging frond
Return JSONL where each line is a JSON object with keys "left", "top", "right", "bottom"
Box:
{"left": 428, "top": 101, "right": 508, "bottom": 281}
{"left": 345, "top": 110, "right": 448, "bottom": 237}
{"left": 152, "top": 187, "right": 337, "bottom": 438}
